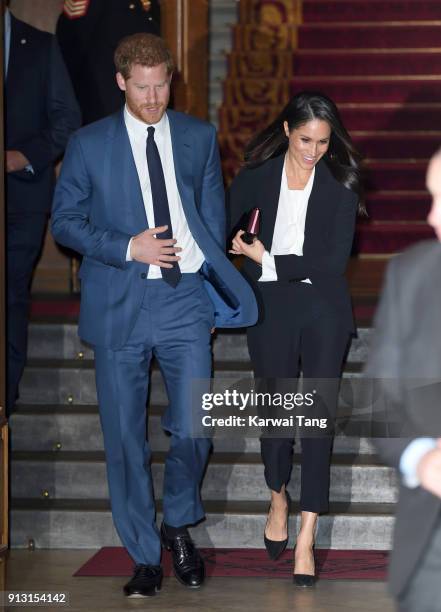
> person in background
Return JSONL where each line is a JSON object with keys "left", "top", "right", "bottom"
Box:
{"left": 228, "top": 91, "right": 363, "bottom": 586}
{"left": 56, "top": 0, "right": 160, "bottom": 125}
{"left": 4, "top": 1, "right": 81, "bottom": 414}
{"left": 365, "top": 149, "right": 441, "bottom": 612}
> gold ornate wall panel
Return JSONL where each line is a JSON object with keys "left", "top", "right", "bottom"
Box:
{"left": 219, "top": 1, "right": 303, "bottom": 182}
{"left": 239, "top": 0, "right": 302, "bottom": 25}
{"left": 233, "top": 23, "right": 298, "bottom": 51}
{"left": 228, "top": 51, "right": 293, "bottom": 79}
{"left": 224, "top": 78, "right": 290, "bottom": 108}
{"left": 219, "top": 106, "right": 280, "bottom": 134}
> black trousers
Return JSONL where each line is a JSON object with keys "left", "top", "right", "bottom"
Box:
{"left": 7, "top": 212, "right": 48, "bottom": 413}
{"left": 247, "top": 281, "right": 350, "bottom": 513}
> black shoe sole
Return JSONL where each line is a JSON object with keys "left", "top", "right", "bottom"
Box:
{"left": 293, "top": 575, "right": 316, "bottom": 588}
{"left": 173, "top": 573, "right": 204, "bottom": 589}
{"left": 124, "top": 585, "right": 162, "bottom": 597}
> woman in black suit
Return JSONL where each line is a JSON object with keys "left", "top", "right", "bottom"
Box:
{"left": 228, "top": 91, "right": 364, "bottom": 586}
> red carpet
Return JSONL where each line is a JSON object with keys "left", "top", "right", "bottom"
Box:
{"left": 354, "top": 223, "right": 435, "bottom": 253}
{"left": 294, "top": 52, "right": 441, "bottom": 77}
{"left": 30, "top": 298, "right": 80, "bottom": 319}
{"left": 364, "top": 193, "right": 431, "bottom": 222}
{"left": 302, "top": 0, "right": 441, "bottom": 23}
{"left": 289, "top": 79, "right": 441, "bottom": 104}
{"left": 298, "top": 24, "right": 441, "bottom": 49}
{"left": 74, "top": 547, "right": 388, "bottom": 581}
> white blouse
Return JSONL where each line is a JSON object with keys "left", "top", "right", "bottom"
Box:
{"left": 259, "top": 160, "right": 314, "bottom": 283}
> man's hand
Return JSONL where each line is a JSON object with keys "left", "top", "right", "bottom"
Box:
{"left": 6, "top": 150, "right": 30, "bottom": 173}
{"left": 417, "top": 440, "right": 441, "bottom": 498}
{"left": 130, "top": 225, "right": 182, "bottom": 267}
{"left": 229, "top": 230, "right": 265, "bottom": 265}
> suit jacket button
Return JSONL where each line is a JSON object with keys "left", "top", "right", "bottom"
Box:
{"left": 140, "top": 272, "right": 147, "bottom": 279}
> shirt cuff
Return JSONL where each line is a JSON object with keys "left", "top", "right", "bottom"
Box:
{"left": 399, "top": 438, "right": 437, "bottom": 488}
{"left": 258, "top": 251, "right": 277, "bottom": 282}
{"left": 126, "top": 237, "right": 134, "bottom": 262}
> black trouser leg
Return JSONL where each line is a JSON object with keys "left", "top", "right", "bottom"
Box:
{"left": 247, "top": 284, "right": 350, "bottom": 507}
{"left": 247, "top": 285, "right": 301, "bottom": 493}
{"left": 7, "top": 213, "right": 47, "bottom": 413}
{"left": 299, "top": 314, "right": 350, "bottom": 512}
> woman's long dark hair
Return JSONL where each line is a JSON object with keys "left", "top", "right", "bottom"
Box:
{"left": 244, "top": 91, "right": 366, "bottom": 215}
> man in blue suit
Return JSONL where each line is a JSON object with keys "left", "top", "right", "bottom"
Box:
{"left": 52, "top": 33, "right": 257, "bottom": 598}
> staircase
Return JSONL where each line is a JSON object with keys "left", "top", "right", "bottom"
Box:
{"left": 9, "top": 305, "right": 396, "bottom": 551}
{"left": 218, "top": 0, "right": 438, "bottom": 256}
{"left": 209, "top": 0, "right": 238, "bottom": 126}
{"left": 11, "top": 0, "right": 416, "bottom": 552}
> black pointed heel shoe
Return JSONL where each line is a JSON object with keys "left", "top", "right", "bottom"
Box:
{"left": 263, "top": 491, "right": 290, "bottom": 561}
{"left": 293, "top": 573, "right": 315, "bottom": 587}
{"left": 293, "top": 544, "right": 316, "bottom": 587}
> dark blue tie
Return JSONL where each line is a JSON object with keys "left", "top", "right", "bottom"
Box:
{"left": 146, "top": 126, "right": 181, "bottom": 288}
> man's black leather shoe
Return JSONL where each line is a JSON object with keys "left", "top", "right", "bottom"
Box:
{"left": 160, "top": 522, "right": 205, "bottom": 588}
{"left": 123, "top": 564, "right": 163, "bottom": 597}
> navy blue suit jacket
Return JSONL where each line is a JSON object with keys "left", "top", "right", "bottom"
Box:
{"left": 5, "top": 15, "right": 81, "bottom": 214}
{"left": 51, "top": 109, "right": 258, "bottom": 348}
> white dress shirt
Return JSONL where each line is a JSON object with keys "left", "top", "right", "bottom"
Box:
{"left": 124, "top": 105, "right": 204, "bottom": 277}
{"left": 259, "top": 160, "right": 314, "bottom": 283}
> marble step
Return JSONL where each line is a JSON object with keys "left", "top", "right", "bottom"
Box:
{"left": 9, "top": 404, "right": 381, "bottom": 455}
{"left": 10, "top": 499, "right": 395, "bottom": 550}
{"left": 209, "top": 0, "right": 238, "bottom": 29}
{"left": 27, "top": 323, "right": 372, "bottom": 362}
{"left": 10, "top": 451, "right": 397, "bottom": 504}
{"left": 210, "top": 26, "right": 235, "bottom": 58}
{"left": 210, "top": 80, "right": 223, "bottom": 108}
{"left": 210, "top": 52, "right": 229, "bottom": 83}
{"left": 17, "top": 359, "right": 365, "bottom": 405}
{"left": 209, "top": 1, "right": 237, "bottom": 126}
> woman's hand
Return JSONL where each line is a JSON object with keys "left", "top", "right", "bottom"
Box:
{"left": 229, "top": 230, "right": 265, "bottom": 265}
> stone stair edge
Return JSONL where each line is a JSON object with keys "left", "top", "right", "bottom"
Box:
{"left": 10, "top": 498, "right": 396, "bottom": 515}
{"left": 10, "top": 450, "right": 384, "bottom": 467}
{"left": 22, "top": 358, "right": 365, "bottom": 368}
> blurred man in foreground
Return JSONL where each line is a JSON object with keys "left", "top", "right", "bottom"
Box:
{"left": 365, "top": 149, "right": 441, "bottom": 612}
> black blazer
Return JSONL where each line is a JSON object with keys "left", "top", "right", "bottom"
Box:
{"left": 5, "top": 15, "right": 81, "bottom": 214}
{"left": 227, "top": 154, "right": 359, "bottom": 331}
{"left": 365, "top": 240, "right": 441, "bottom": 597}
